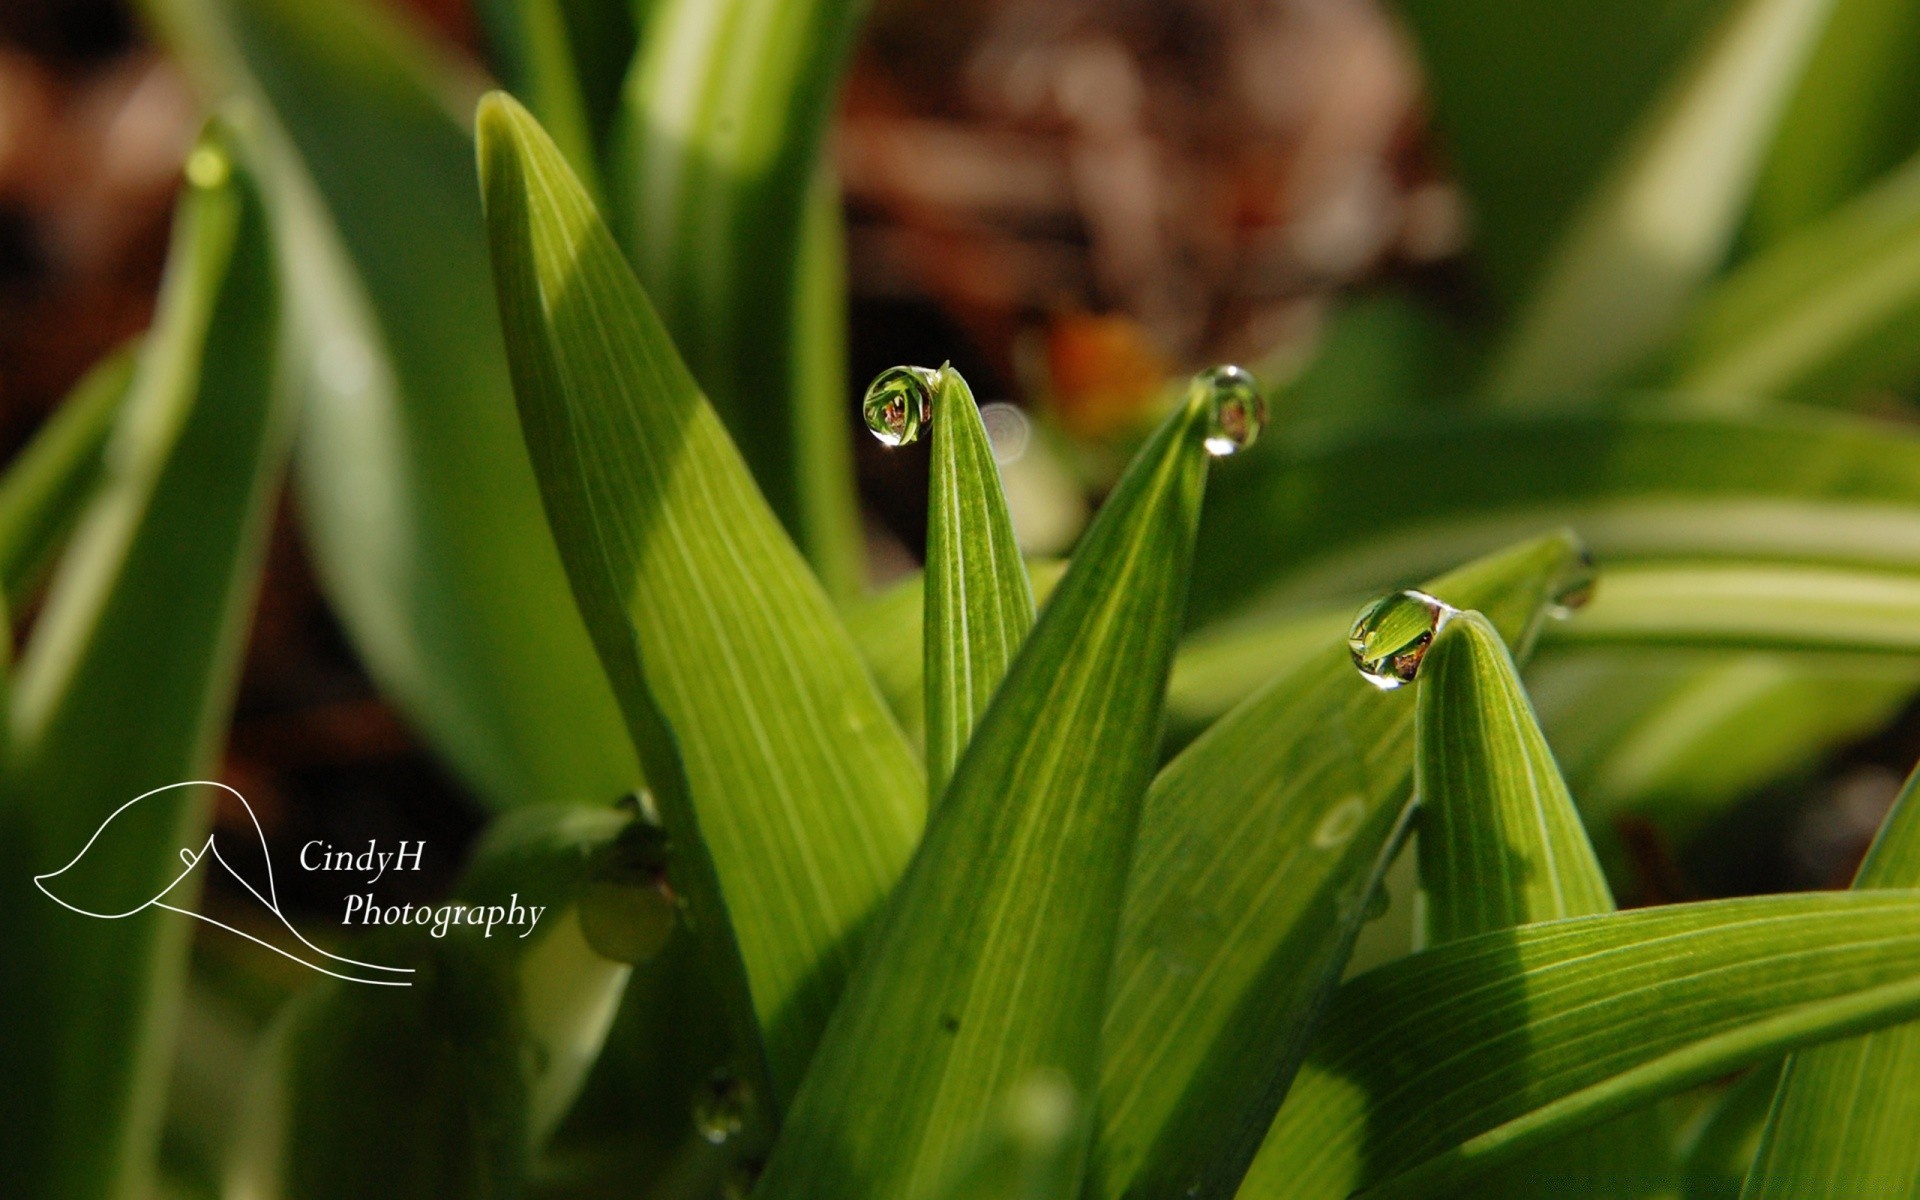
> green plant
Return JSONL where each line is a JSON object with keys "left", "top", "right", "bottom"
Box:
{"left": 9, "top": 0, "right": 1920, "bottom": 1197}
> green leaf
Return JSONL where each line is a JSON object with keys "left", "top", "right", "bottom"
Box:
{"left": 1417, "top": 612, "right": 1614, "bottom": 940}
{"left": 1739, "top": 763, "right": 1920, "bottom": 1197}
{"left": 474, "top": 0, "right": 602, "bottom": 194}
{"left": 609, "top": 0, "right": 865, "bottom": 598}
{"left": 1393, "top": 0, "right": 1733, "bottom": 303}
{"left": 1413, "top": 610, "right": 1673, "bottom": 1197}
{"left": 144, "top": 0, "right": 640, "bottom": 808}
{"left": 1088, "top": 533, "right": 1588, "bottom": 1200}
{"left": 1746, "top": 0, "right": 1920, "bottom": 243}
{"left": 1191, "top": 405, "right": 1920, "bottom": 626}
{"left": 1483, "top": 0, "right": 1836, "bottom": 399}
{"left": 758, "top": 377, "right": 1217, "bottom": 1199}
{"left": 0, "top": 125, "right": 288, "bottom": 1200}
{"left": 1238, "top": 892, "right": 1920, "bottom": 1200}
{"left": 1666, "top": 150, "right": 1920, "bottom": 400}
{"left": 1544, "top": 561, "right": 1920, "bottom": 654}
{"left": 925, "top": 365, "right": 1036, "bottom": 800}
{"left": 478, "top": 92, "right": 923, "bottom": 1106}
{"left": 924, "top": 1073, "right": 1083, "bottom": 1200}
{"left": 0, "top": 343, "right": 134, "bottom": 603}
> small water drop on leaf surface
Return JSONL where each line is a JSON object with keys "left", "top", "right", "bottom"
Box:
{"left": 1347, "top": 589, "right": 1457, "bottom": 690}
{"left": 1192, "top": 364, "right": 1267, "bottom": 456}
{"left": 862, "top": 365, "right": 941, "bottom": 446}
{"left": 1549, "top": 550, "right": 1597, "bottom": 618}
{"left": 695, "top": 1072, "right": 752, "bottom": 1145}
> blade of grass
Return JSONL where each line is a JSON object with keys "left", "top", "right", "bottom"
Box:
{"left": 0, "top": 343, "right": 134, "bottom": 603}
{"left": 144, "top": 0, "right": 641, "bottom": 809}
{"left": 1665, "top": 150, "right": 1920, "bottom": 400}
{"left": 0, "top": 123, "right": 288, "bottom": 1200}
{"left": 1740, "top": 762, "right": 1920, "bottom": 1197}
{"left": 1544, "top": 561, "right": 1920, "bottom": 654}
{"left": 1191, "top": 405, "right": 1920, "bottom": 625}
{"left": 478, "top": 93, "right": 923, "bottom": 1108}
{"left": 1413, "top": 611, "right": 1673, "bottom": 1197}
{"left": 609, "top": 0, "right": 865, "bottom": 597}
{"left": 756, "top": 375, "right": 1217, "bottom": 1199}
{"left": 1484, "top": 0, "right": 1836, "bottom": 399}
{"left": 1238, "top": 892, "right": 1920, "bottom": 1200}
{"left": 1088, "top": 533, "right": 1590, "bottom": 1200}
{"left": 925, "top": 365, "right": 1036, "bottom": 801}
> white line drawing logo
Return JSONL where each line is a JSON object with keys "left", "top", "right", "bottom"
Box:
{"left": 34, "top": 781, "right": 413, "bottom": 987}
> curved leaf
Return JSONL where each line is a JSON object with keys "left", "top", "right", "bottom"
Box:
{"left": 1240, "top": 892, "right": 1920, "bottom": 1200}
{"left": 144, "top": 0, "right": 640, "bottom": 808}
{"left": 478, "top": 93, "right": 922, "bottom": 1106}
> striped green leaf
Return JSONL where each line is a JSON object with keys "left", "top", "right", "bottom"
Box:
{"left": 1544, "top": 561, "right": 1920, "bottom": 654}
{"left": 924, "top": 365, "right": 1036, "bottom": 800}
{"left": 1239, "top": 892, "right": 1920, "bottom": 1200}
{"left": 144, "top": 0, "right": 640, "bottom": 809}
{"left": 477, "top": 93, "right": 922, "bottom": 1107}
{"left": 0, "top": 343, "right": 133, "bottom": 603}
{"left": 0, "top": 125, "right": 288, "bottom": 1200}
{"left": 1413, "top": 610, "right": 1672, "bottom": 1197}
{"left": 758, "top": 376, "right": 1218, "bottom": 1199}
{"left": 1191, "top": 406, "right": 1920, "bottom": 626}
{"left": 474, "top": 0, "right": 601, "bottom": 195}
{"left": 609, "top": 0, "right": 866, "bottom": 598}
{"left": 1088, "top": 532, "right": 1589, "bottom": 1200}
{"left": 1740, "top": 763, "right": 1920, "bottom": 1197}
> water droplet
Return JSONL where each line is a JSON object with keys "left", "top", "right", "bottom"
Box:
{"left": 578, "top": 821, "right": 678, "bottom": 964}
{"left": 1550, "top": 550, "right": 1597, "bottom": 618}
{"left": 695, "top": 1072, "right": 751, "bottom": 1145}
{"left": 1347, "top": 590, "right": 1457, "bottom": 690}
{"left": 1192, "top": 365, "right": 1267, "bottom": 456}
{"left": 1311, "top": 796, "right": 1367, "bottom": 850}
{"left": 862, "top": 365, "right": 941, "bottom": 446}
{"left": 185, "top": 144, "right": 230, "bottom": 190}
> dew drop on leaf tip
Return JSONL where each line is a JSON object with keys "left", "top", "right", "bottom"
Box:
{"left": 1191, "top": 364, "right": 1267, "bottom": 457}
{"left": 1347, "top": 589, "right": 1457, "bottom": 691}
{"left": 1549, "top": 549, "right": 1596, "bottom": 619}
{"left": 694, "top": 1071, "right": 752, "bottom": 1145}
{"left": 862, "top": 365, "right": 942, "bottom": 446}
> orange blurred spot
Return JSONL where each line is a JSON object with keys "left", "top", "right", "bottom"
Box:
{"left": 1043, "top": 313, "right": 1170, "bottom": 440}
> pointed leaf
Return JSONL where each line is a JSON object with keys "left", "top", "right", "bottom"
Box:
{"left": 478, "top": 93, "right": 922, "bottom": 1105}
{"left": 0, "top": 126, "right": 288, "bottom": 1200}
{"left": 0, "top": 344, "right": 133, "bottom": 602}
{"left": 1239, "top": 892, "right": 1920, "bottom": 1200}
{"left": 925, "top": 365, "right": 1036, "bottom": 800}
{"left": 144, "top": 0, "right": 640, "bottom": 808}
{"left": 1414, "top": 610, "right": 1672, "bottom": 1197}
{"left": 1088, "top": 533, "right": 1590, "bottom": 1200}
{"left": 474, "top": 0, "right": 602, "bottom": 195}
{"left": 758, "top": 378, "right": 1217, "bottom": 1199}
